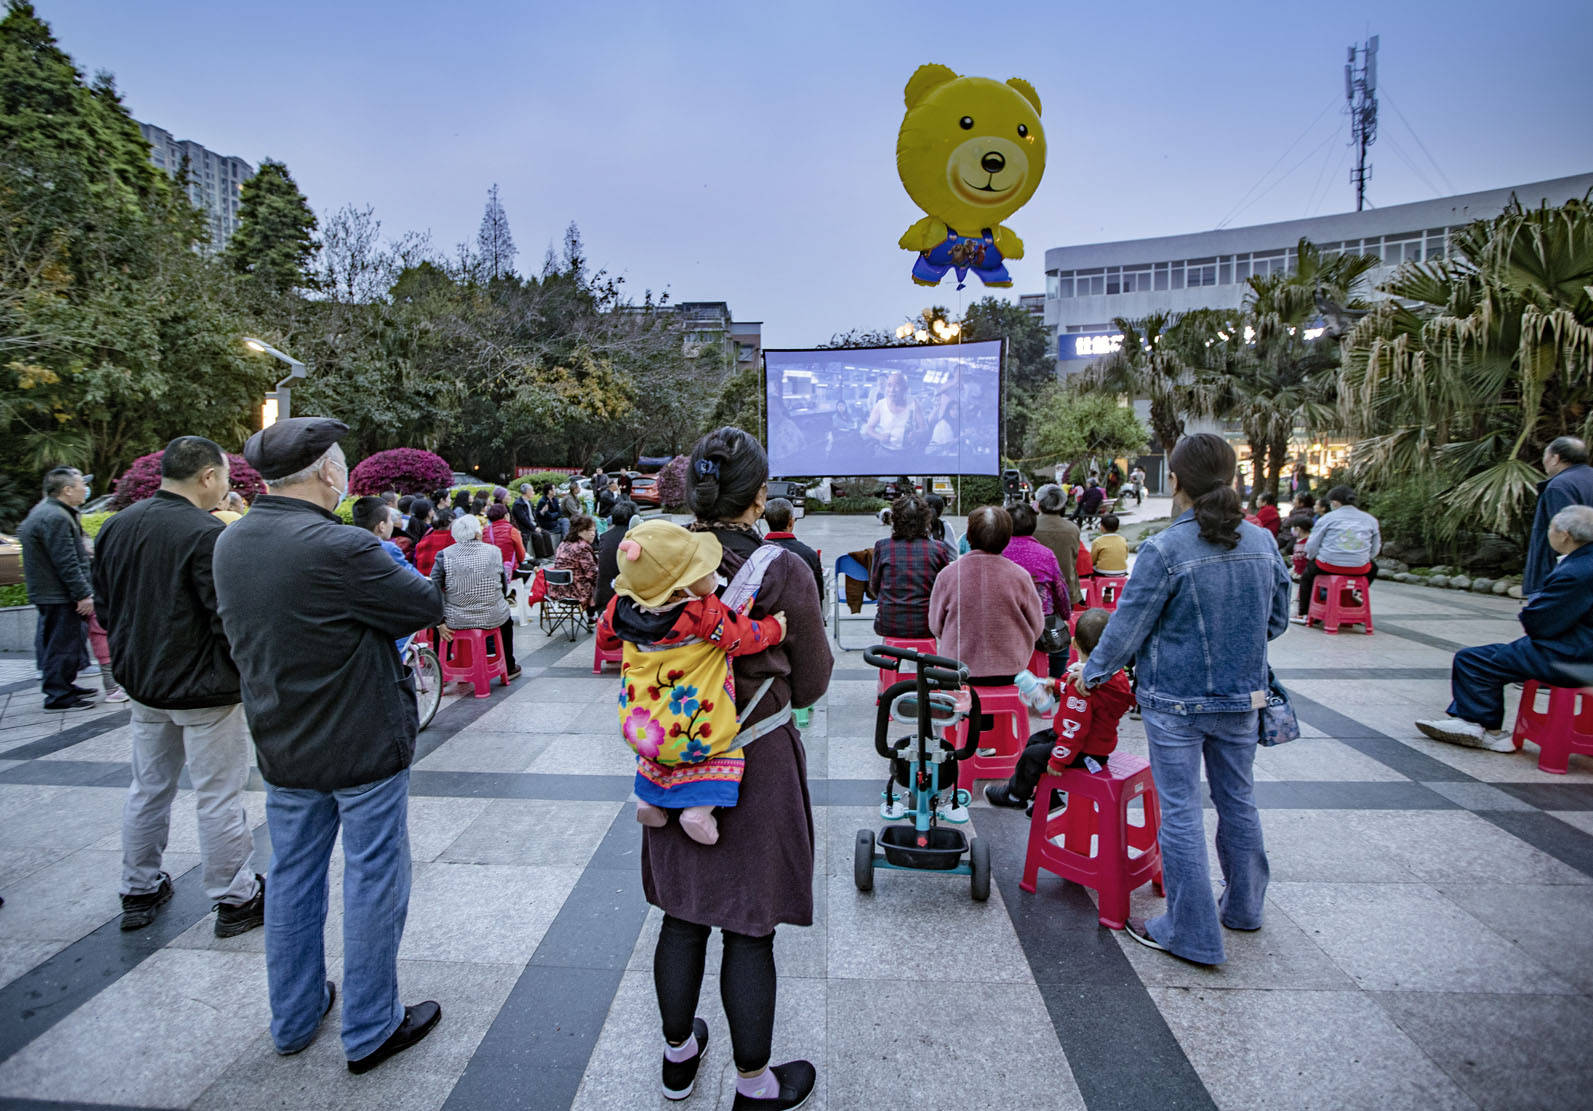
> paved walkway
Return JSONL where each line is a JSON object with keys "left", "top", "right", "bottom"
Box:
{"left": 0, "top": 517, "right": 1589, "bottom": 1110}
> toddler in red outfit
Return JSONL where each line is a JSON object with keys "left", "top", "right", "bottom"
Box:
{"left": 984, "top": 609, "right": 1135, "bottom": 811}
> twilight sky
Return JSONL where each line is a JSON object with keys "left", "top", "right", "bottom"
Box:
{"left": 42, "top": 0, "right": 1593, "bottom": 348}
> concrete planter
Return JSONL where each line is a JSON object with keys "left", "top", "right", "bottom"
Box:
{"left": 0, "top": 605, "right": 37, "bottom": 653}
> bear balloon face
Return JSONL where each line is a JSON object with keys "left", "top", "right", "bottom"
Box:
{"left": 896, "top": 65, "right": 1045, "bottom": 235}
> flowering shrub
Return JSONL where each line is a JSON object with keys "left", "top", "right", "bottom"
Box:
{"left": 348, "top": 448, "right": 454, "bottom": 496}
{"left": 655, "top": 455, "right": 689, "bottom": 511}
{"left": 112, "top": 451, "right": 265, "bottom": 509}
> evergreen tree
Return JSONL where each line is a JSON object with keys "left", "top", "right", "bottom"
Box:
{"left": 476, "top": 183, "right": 516, "bottom": 281}
{"left": 227, "top": 158, "right": 319, "bottom": 295}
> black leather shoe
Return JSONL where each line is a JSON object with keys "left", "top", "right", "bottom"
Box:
{"left": 69, "top": 685, "right": 96, "bottom": 697}
{"left": 732, "top": 1060, "right": 816, "bottom": 1110}
{"left": 347, "top": 1001, "right": 442, "bottom": 1074}
{"left": 661, "top": 1017, "right": 708, "bottom": 1100}
{"left": 983, "top": 783, "right": 1025, "bottom": 809}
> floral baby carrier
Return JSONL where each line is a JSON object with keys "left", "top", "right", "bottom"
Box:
{"left": 618, "top": 545, "right": 787, "bottom": 810}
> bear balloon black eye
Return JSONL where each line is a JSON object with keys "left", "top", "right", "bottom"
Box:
{"left": 1017, "top": 123, "right": 1028, "bottom": 138}
{"left": 959, "top": 116, "right": 974, "bottom": 130}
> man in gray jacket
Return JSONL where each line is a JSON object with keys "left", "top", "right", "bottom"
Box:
{"left": 17, "top": 466, "right": 94, "bottom": 710}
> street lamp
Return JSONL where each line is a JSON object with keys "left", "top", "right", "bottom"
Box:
{"left": 242, "top": 338, "right": 307, "bottom": 428}
{"left": 895, "top": 311, "right": 961, "bottom": 345}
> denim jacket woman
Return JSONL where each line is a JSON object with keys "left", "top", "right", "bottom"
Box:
{"left": 1081, "top": 510, "right": 1291, "bottom": 713}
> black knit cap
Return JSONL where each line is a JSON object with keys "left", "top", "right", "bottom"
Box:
{"left": 242, "top": 417, "right": 348, "bottom": 480}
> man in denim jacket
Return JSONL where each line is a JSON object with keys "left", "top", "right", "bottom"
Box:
{"left": 1078, "top": 433, "right": 1291, "bottom": 965}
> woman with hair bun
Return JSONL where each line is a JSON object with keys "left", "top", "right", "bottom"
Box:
{"left": 1075, "top": 432, "right": 1290, "bottom": 966}
{"left": 642, "top": 426, "right": 832, "bottom": 1110}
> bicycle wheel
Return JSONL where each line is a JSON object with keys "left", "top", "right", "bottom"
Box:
{"left": 411, "top": 645, "right": 443, "bottom": 732}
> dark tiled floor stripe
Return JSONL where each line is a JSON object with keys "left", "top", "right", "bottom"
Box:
{"left": 979, "top": 806, "right": 1217, "bottom": 1111}
{"left": 0, "top": 823, "right": 270, "bottom": 1065}
{"left": 442, "top": 809, "right": 649, "bottom": 1111}
{"left": 0, "top": 709, "right": 128, "bottom": 760}
{"left": 1373, "top": 622, "right": 1470, "bottom": 653}
{"left": 0, "top": 1100, "right": 170, "bottom": 1110}
{"left": 1291, "top": 692, "right": 1593, "bottom": 878}
{"left": 1495, "top": 781, "right": 1593, "bottom": 810}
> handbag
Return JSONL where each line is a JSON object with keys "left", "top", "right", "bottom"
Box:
{"left": 1257, "top": 668, "right": 1299, "bottom": 746}
{"left": 1036, "top": 612, "right": 1069, "bottom": 655}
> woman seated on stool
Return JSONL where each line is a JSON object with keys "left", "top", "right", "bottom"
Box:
{"left": 430, "top": 514, "right": 520, "bottom": 680}
{"left": 929, "top": 505, "right": 1043, "bottom": 686}
{"left": 549, "top": 513, "right": 600, "bottom": 616}
{"left": 1291, "top": 485, "right": 1380, "bottom": 624}
{"left": 870, "top": 495, "right": 955, "bottom": 639}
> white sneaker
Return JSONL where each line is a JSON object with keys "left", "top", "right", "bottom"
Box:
{"left": 103, "top": 688, "right": 129, "bottom": 704}
{"left": 1415, "top": 717, "right": 1488, "bottom": 747}
{"left": 1478, "top": 730, "right": 1516, "bottom": 753}
{"left": 1289, "top": 615, "right": 1309, "bottom": 626}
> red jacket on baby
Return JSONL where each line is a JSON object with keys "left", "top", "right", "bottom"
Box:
{"left": 1049, "top": 670, "right": 1135, "bottom": 767}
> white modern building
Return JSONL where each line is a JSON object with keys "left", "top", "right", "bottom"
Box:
{"left": 1044, "top": 172, "right": 1593, "bottom": 364}
{"left": 136, "top": 121, "right": 253, "bottom": 248}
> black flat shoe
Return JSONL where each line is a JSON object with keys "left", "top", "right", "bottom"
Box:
{"left": 983, "top": 783, "right": 1025, "bottom": 809}
{"left": 661, "top": 1017, "right": 708, "bottom": 1100}
{"left": 732, "top": 1060, "right": 816, "bottom": 1110}
{"left": 347, "top": 1001, "right": 441, "bottom": 1074}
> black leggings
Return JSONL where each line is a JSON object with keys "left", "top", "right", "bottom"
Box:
{"left": 655, "top": 914, "right": 776, "bottom": 1072}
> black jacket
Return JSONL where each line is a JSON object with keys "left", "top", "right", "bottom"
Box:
{"left": 17, "top": 498, "right": 92, "bottom": 605}
{"left": 213, "top": 495, "right": 444, "bottom": 791}
{"left": 594, "top": 523, "right": 626, "bottom": 614}
{"left": 92, "top": 491, "right": 241, "bottom": 709}
{"left": 534, "top": 494, "right": 562, "bottom": 531}
{"left": 511, "top": 497, "right": 535, "bottom": 539}
{"left": 767, "top": 533, "right": 824, "bottom": 606}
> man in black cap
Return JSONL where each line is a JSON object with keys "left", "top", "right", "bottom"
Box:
{"left": 213, "top": 417, "right": 446, "bottom": 1073}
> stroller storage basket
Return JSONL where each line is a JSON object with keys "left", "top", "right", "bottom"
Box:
{"left": 879, "top": 825, "right": 967, "bottom": 870}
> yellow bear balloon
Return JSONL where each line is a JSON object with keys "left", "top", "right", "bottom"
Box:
{"left": 896, "top": 63, "right": 1046, "bottom": 288}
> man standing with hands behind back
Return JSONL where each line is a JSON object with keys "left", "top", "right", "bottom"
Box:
{"left": 213, "top": 417, "right": 445, "bottom": 1073}
{"left": 17, "top": 466, "right": 95, "bottom": 711}
{"left": 93, "top": 437, "right": 263, "bottom": 936}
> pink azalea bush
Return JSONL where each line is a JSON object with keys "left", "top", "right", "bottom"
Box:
{"left": 348, "top": 448, "right": 454, "bottom": 496}
{"left": 112, "top": 451, "right": 265, "bottom": 509}
{"left": 654, "top": 455, "right": 689, "bottom": 511}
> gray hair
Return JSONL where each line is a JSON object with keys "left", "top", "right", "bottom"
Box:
{"left": 1550, "top": 504, "right": 1593, "bottom": 544}
{"left": 1035, "top": 483, "right": 1065, "bottom": 514}
{"left": 449, "top": 514, "right": 483, "bottom": 543}
{"left": 1548, "top": 436, "right": 1589, "bottom": 466}
{"left": 263, "top": 444, "right": 339, "bottom": 490}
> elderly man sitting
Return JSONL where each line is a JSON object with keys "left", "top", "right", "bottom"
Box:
{"left": 1416, "top": 505, "right": 1593, "bottom": 750}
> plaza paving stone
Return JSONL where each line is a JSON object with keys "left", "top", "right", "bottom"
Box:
{"left": 0, "top": 510, "right": 1589, "bottom": 1109}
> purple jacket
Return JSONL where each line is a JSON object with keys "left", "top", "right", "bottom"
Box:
{"left": 1002, "top": 535, "right": 1070, "bottom": 617}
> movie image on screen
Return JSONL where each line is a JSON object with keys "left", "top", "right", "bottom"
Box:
{"left": 763, "top": 340, "right": 1001, "bottom": 477}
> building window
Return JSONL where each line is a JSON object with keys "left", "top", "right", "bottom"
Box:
{"left": 1123, "top": 266, "right": 1152, "bottom": 293}
{"left": 1046, "top": 273, "right": 1060, "bottom": 299}
{"left": 1186, "top": 258, "right": 1217, "bottom": 287}
{"left": 1234, "top": 257, "right": 1250, "bottom": 282}
{"left": 1076, "top": 269, "right": 1104, "bottom": 296}
{"left": 1426, "top": 228, "right": 1447, "bottom": 258}
{"left": 1218, "top": 258, "right": 1232, "bottom": 285}
{"left": 1057, "top": 275, "right": 1073, "bottom": 297}
{"left": 1154, "top": 263, "right": 1169, "bottom": 291}
{"left": 1105, "top": 267, "right": 1121, "bottom": 296}
{"left": 1169, "top": 262, "right": 1184, "bottom": 290}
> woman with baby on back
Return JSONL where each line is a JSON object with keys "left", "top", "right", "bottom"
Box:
{"left": 621, "top": 426, "right": 832, "bottom": 1110}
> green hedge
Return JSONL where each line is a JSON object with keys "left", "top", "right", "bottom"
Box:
{"left": 510, "top": 472, "right": 577, "bottom": 494}
{"left": 806, "top": 496, "right": 889, "bottom": 515}
{"left": 0, "top": 583, "right": 27, "bottom": 607}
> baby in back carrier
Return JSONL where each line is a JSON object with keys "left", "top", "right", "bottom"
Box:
{"left": 596, "top": 520, "right": 787, "bottom": 845}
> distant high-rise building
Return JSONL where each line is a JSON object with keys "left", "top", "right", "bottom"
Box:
{"left": 136, "top": 121, "right": 252, "bottom": 248}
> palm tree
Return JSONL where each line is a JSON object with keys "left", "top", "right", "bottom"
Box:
{"left": 1075, "top": 311, "right": 1190, "bottom": 457}
{"left": 1341, "top": 193, "right": 1593, "bottom": 538}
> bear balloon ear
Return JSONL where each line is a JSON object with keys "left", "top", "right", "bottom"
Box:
{"left": 904, "top": 63, "right": 958, "bottom": 108}
{"left": 1007, "top": 77, "right": 1042, "bottom": 116}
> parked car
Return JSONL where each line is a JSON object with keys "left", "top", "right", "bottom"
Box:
{"left": 629, "top": 475, "right": 660, "bottom": 506}
{"left": 765, "top": 480, "right": 806, "bottom": 517}
{"left": 0, "top": 532, "right": 21, "bottom": 587}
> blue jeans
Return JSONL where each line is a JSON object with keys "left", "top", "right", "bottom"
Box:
{"left": 263, "top": 769, "right": 412, "bottom": 1059}
{"left": 1448, "top": 637, "right": 1559, "bottom": 731}
{"left": 1140, "top": 708, "right": 1268, "bottom": 964}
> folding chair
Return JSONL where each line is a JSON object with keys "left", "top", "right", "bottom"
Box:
{"left": 831, "top": 553, "right": 877, "bottom": 651}
{"left": 539, "top": 567, "right": 593, "bottom": 642}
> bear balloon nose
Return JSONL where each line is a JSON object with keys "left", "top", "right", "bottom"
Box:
{"left": 981, "top": 152, "right": 1006, "bottom": 174}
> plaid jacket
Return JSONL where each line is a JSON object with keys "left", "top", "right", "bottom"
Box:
{"left": 869, "top": 537, "right": 955, "bottom": 638}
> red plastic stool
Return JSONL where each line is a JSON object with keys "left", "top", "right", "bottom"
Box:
{"left": 1512, "top": 681, "right": 1593, "bottom": 774}
{"left": 876, "top": 637, "right": 940, "bottom": 699}
{"left": 1086, "top": 574, "right": 1127, "bottom": 612}
{"left": 440, "top": 627, "right": 511, "bottom": 698}
{"left": 593, "top": 639, "right": 622, "bottom": 674}
{"left": 942, "top": 685, "right": 1032, "bottom": 788}
{"left": 1305, "top": 572, "right": 1374, "bottom": 634}
{"left": 1019, "top": 752, "right": 1163, "bottom": 929}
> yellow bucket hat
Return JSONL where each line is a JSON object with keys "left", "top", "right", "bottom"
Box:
{"left": 612, "top": 520, "right": 723, "bottom": 608}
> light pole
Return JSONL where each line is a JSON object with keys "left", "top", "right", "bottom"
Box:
{"left": 243, "top": 338, "right": 307, "bottom": 428}
{"left": 894, "top": 310, "right": 961, "bottom": 345}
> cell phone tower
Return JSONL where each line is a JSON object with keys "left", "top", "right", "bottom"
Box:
{"left": 1345, "top": 35, "right": 1379, "bottom": 211}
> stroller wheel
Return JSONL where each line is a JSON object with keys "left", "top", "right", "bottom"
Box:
{"left": 854, "top": 830, "right": 875, "bottom": 893}
{"left": 969, "top": 837, "right": 991, "bottom": 902}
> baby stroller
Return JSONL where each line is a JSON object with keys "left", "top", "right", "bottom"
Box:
{"left": 855, "top": 644, "right": 991, "bottom": 901}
